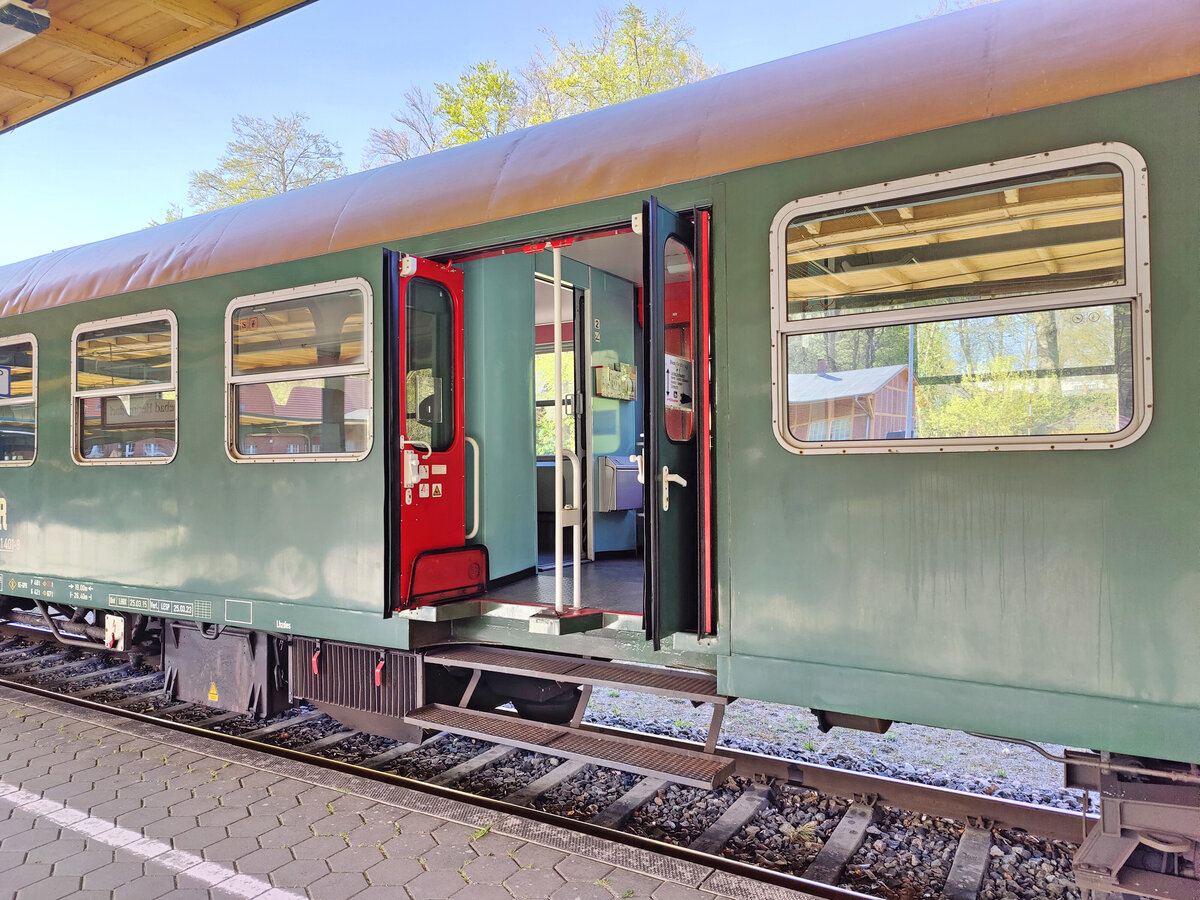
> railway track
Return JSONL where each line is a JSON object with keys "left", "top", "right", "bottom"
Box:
{"left": 0, "top": 635, "right": 1094, "bottom": 900}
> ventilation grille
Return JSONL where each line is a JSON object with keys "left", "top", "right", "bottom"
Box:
{"left": 290, "top": 638, "right": 420, "bottom": 719}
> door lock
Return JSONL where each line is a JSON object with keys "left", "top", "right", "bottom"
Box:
{"left": 662, "top": 466, "right": 688, "bottom": 512}
{"left": 401, "top": 439, "right": 432, "bottom": 489}
{"left": 403, "top": 449, "right": 424, "bottom": 488}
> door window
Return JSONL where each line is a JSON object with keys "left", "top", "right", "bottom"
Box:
{"left": 663, "top": 237, "right": 694, "bottom": 442}
{"left": 406, "top": 278, "right": 456, "bottom": 452}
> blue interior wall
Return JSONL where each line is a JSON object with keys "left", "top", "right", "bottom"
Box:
{"left": 534, "top": 253, "right": 640, "bottom": 554}
{"left": 462, "top": 254, "right": 537, "bottom": 580}
{"left": 587, "top": 269, "right": 640, "bottom": 553}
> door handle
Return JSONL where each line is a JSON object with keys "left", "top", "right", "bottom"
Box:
{"left": 400, "top": 437, "right": 432, "bottom": 458}
{"left": 630, "top": 453, "right": 644, "bottom": 484}
{"left": 662, "top": 466, "right": 688, "bottom": 512}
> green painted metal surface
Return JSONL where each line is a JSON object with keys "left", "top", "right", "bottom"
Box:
{"left": 0, "top": 75, "right": 1196, "bottom": 761}
{"left": 719, "top": 653, "right": 1200, "bottom": 762}
{"left": 710, "top": 78, "right": 1200, "bottom": 761}
{"left": 461, "top": 254, "right": 537, "bottom": 581}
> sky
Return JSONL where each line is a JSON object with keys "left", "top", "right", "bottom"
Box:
{"left": 0, "top": 0, "right": 953, "bottom": 266}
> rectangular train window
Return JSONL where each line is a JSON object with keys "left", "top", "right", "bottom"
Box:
{"left": 0, "top": 335, "right": 36, "bottom": 465}
{"left": 225, "top": 279, "right": 372, "bottom": 462}
{"left": 769, "top": 144, "right": 1151, "bottom": 454}
{"left": 72, "top": 313, "right": 177, "bottom": 464}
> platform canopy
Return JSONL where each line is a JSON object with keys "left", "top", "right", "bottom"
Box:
{"left": 0, "top": 0, "right": 313, "bottom": 134}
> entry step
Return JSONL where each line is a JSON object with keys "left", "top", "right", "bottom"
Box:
{"left": 425, "top": 645, "right": 725, "bottom": 704}
{"left": 404, "top": 703, "right": 734, "bottom": 789}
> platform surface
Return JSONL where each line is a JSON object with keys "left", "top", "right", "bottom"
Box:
{"left": 0, "top": 685, "right": 813, "bottom": 900}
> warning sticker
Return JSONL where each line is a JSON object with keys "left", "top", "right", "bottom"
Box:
{"left": 419, "top": 483, "right": 430, "bottom": 498}
{"left": 431, "top": 484, "right": 443, "bottom": 498}
{"left": 207, "top": 683, "right": 219, "bottom": 703}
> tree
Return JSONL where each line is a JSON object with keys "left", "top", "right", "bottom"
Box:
{"left": 362, "top": 86, "right": 446, "bottom": 168}
{"left": 188, "top": 113, "right": 347, "bottom": 212}
{"left": 435, "top": 61, "right": 523, "bottom": 146}
{"left": 144, "top": 202, "right": 185, "bottom": 228}
{"left": 525, "top": 4, "right": 713, "bottom": 123}
{"left": 365, "top": 4, "right": 713, "bottom": 164}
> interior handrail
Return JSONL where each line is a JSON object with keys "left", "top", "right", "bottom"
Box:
{"left": 465, "top": 436, "right": 481, "bottom": 541}
{"left": 560, "top": 447, "right": 583, "bottom": 611}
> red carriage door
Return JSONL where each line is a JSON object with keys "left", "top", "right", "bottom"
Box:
{"left": 642, "top": 199, "right": 714, "bottom": 648}
{"left": 385, "top": 251, "right": 483, "bottom": 611}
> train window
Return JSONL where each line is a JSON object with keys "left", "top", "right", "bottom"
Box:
{"left": 72, "top": 313, "right": 177, "bottom": 464}
{"left": 534, "top": 347, "right": 575, "bottom": 457}
{"left": 405, "top": 278, "right": 455, "bottom": 453}
{"left": 225, "top": 279, "right": 372, "bottom": 462}
{"left": 0, "top": 335, "right": 36, "bottom": 466}
{"left": 769, "top": 143, "right": 1151, "bottom": 454}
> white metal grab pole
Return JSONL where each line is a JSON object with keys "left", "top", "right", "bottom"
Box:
{"left": 552, "top": 245, "right": 565, "bottom": 614}
{"left": 571, "top": 449, "right": 582, "bottom": 610}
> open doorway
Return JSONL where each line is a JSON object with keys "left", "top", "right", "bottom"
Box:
{"left": 458, "top": 207, "right": 710, "bottom": 637}
{"left": 477, "top": 230, "right": 647, "bottom": 617}
{"left": 533, "top": 275, "right": 585, "bottom": 571}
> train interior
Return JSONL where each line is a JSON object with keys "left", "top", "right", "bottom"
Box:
{"left": 458, "top": 229, "right": 647, "bottom": 619}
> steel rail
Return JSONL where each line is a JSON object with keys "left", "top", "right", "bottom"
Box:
{"left": 0, "top": 636, "right": 1098, "bottom": 896}
{"left": 578, "top": 720, "right": 1097, "bottom": 844}
{"left": 0, "top": 673, "right": 872, "bottom": 900}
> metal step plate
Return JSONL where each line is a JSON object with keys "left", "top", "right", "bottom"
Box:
{"left": 425, "top": 645, "right": 725, "bottom": 704}
{"left": 405, "top": 703, "right": 734, "bottom": 789}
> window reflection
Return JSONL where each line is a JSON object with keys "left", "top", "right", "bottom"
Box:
{"left": 0, "top": 339, "right": 34, "bottom": 463}
{"left": 74, "top": 317, "right": 176, "bottom": 463}
{"left": 786, "top": 303, "right": 1134, "bottom": 442}
{"left": 785, "top": 163, "right": 1125, "bottom": 322}
{"left": 227, "top": 285, "right": 372, "bottom": 460}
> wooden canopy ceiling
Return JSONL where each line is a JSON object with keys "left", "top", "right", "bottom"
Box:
{"left": 0, "top": 0, "right": 313, "bottom": 134}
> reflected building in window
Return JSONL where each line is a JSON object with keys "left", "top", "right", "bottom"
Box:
{"left": 787, "top": 361, "right": 912, "bottom": 442}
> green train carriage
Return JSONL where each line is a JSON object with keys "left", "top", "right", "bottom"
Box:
{"left": 0, "top": 0, "right": 1197, "bottom": 892}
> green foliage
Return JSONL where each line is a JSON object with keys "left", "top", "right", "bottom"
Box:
{"left": 188, "top": 113, "right": 347, "bottom": 212}
{"left": 365, "top": 4, "right": 712, "bottom": 166}
{"left": 144, "top": 202, "right": 185, "bottom": 229}
{"left": 787, "top": 306, "right": 1127, "bottom": 440}
{"left": 435, "top": 62, "right": 522, "bottom": 147}
{"left": 525, "top": 4, "right": 713, "bottom": 123}
{"left": 534, "top": 349, "right": 576, "bottom": 457}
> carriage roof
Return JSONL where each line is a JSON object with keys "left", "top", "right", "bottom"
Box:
{"left": 1, "top": 0, "right": 1196, "bottom": 318}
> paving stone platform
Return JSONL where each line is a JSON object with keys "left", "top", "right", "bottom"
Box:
{"left": 0, "top": 686, "right": 816, "bottom": 900}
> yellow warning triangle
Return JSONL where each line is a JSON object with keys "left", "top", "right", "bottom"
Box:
{"left": 207, "top": 683, "right": 219, "bottom": 702}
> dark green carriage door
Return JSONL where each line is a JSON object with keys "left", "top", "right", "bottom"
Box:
{"left": 642, "top": 198, "right": 712, "bottom": 648}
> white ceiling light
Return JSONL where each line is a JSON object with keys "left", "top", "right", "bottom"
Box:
{"left": 0, "top": 1, "right": 50, "bottom": 55}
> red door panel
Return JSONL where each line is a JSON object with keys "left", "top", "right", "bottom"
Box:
{"left": 393, "top": 254, "right": 469, "bottom": 607}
